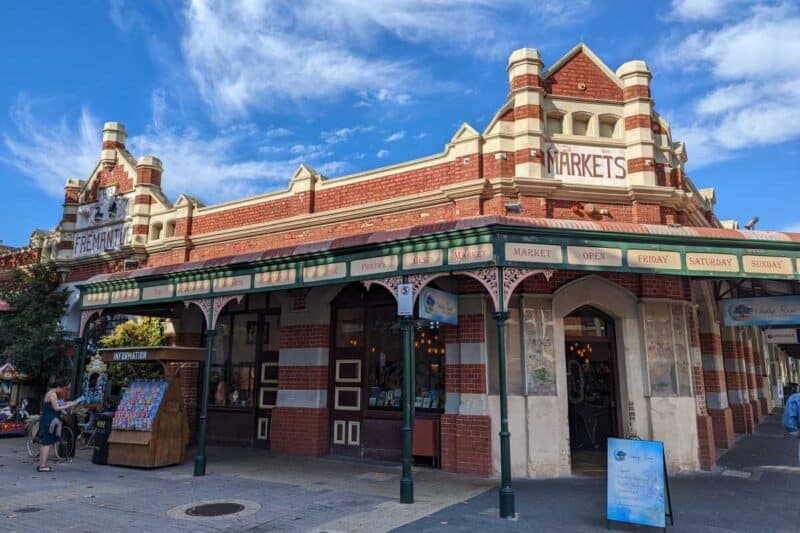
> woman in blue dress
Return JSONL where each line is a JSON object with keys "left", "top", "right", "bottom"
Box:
{"left": 37, "top": 379, "right": 78, "bottom": 472}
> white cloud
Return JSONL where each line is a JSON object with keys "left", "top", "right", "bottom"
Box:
{"left": 376, "top": 149, "right": 390, "bottom": 159}
{"left": 1, "top": 95, "right": 99, "bottom": 197}
{"left": 179, "top": 0, "right": 587, "bottom": 118}
{"left": 669, "top": 0, "right": 743, "bottom": 21}
{"left": 320, "top": 125, "right": 374, "bottom": 144}
{"left": 0, "top": 93, "right": 349, "bottom": 203}
{"left": 660, "top": 3, "right": 800, "bottom": 167}
{"left": 415, "top": 132, "right": 427, "bottom": 139}
{"left": 265, "top": 127, "right": 292, "bottom": 138}
{"left": 384, "top": 130, "right": 405, "bottom": 142}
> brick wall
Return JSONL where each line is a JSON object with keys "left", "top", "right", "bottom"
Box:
{"left": 279, "top": 325, "right": 329, "bottom": 349}
{"left": 543, "top": 50, "right": 623, "bottom": 101}
{"left": 445, "top": 364, "right": 487, "bottom": 394}
{"left": 270, "top": 407, "right": 329, "bottom": 456}
{"left": 440, "top": 414, "right": 492, "bottom": 476}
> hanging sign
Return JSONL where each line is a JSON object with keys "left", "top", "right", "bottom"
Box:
{"left": 418, "top": 287, "right": 458, "bottom": 325}
{"left": 607, "top": 438, "right": 673, "bottom": 529}
{"left": 765, "top": 328, "right": 800, "bottom": 344}
{"left": 720, "top": 296, "right": 800, "bottom": 326}
{"left": 397, "top": 284, "right": 413, "bottom": 316}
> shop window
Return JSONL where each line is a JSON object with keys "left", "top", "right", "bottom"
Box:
{"left": 209, "top": 313, "right": 256, "bottom": 408}
{"left": 546, "top": 111, "right": 564, "bottom": 135}
{"left": 150, "top": 222, "right": 162, "bottom": 241}
{"left": 643, "top": 302, "right": 692, "bottom": 396}
{"left": 363, "top": 304, "right": 446, "bottom": 411}
{"left": 523, "top": 303, "right": 556, "bottom": 395}
{"left": 572, "top": 113, "right": 591, "bottom": 136}
{"left": 598, "top": 115, "right": 619, "bottom": 138}
{"left": 336, "top": 308, "right": 365, "bottom": 348}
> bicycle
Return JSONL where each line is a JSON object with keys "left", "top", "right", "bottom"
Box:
{"left": 25, "top": 414, "right": 77, "bottom": 462}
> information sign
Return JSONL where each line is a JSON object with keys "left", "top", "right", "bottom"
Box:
{"left": 720, "top": 295, "right": 800, "bottom": 326}
{"left": 418, "top": 287, "right": 458, "bottom": 325}
{"left": 607, "top": 438, "right": 672, "bottom": 529}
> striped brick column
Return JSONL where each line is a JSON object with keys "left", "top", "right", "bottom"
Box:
{"left": 617, "top": 60, "right": 657, "bottom": 187}
{"left": 58, "top": 178, "right": 82, "bottom": 260}
{"left": 754, "top": 330, "right": 771, "bottom": 415}
{"left": 441, "top": 296, "right": 492, "bottom": 476}
{"left": 723, "top": 328, "right": 753, "bottom": 434}
{"left": 688, "top": 306, "right": 715, "bottom": 469}
{"left": 271, "top": 322, "right": 329, "bottom": 456}
{"left": 506, "top": 48, "right": 545, "bottom": 179}
{"left": 700, "top": 320, "right": 734, "bottom": 448}
{"left": 742, "top": 332, "right": 762, "bottom": 424}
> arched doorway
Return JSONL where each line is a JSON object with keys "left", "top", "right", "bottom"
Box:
{"left": 565, "top": 305, "right": 620, "bottom": 473}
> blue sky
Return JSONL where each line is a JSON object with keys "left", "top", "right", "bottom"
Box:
{"left": 1, "top": 0, "right": 798, "bottom": 247}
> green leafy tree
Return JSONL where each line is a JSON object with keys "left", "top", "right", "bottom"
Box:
{"left": 0, "top": 263, "right": 70, "bottom": 395}
{"left": 99, "top": 317, "right": 165, "bottom": 386}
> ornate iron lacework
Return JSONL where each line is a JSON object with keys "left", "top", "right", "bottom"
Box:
{"left": 362, "top": 276, "right": 403, "bottom": 300}
{"left": 184, "top": 298, "right": 212, "bottom": 329}
{"left": 502, "top": 268, "right": 556, "bottom": 311}
{"left": 79, "top": 309, "right": 102, "bottom": 337}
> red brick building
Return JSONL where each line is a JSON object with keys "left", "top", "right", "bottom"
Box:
{"left": 9, "top": 44, "right": 800, "bottom": 479}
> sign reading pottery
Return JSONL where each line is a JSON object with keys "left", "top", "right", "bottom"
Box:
{"left": 544, "top": 143, "right": 627, "bottom": 186}
{"left": 418, "top": 287, "right": 458, "bottom": 325}
{"left": 350, "top": 255, "right": 398, "bottom": 277}
{"left": 447, "top": 244, "right": 493, "bottom": 265}
{"left": 607, "top": 438, "right": 671, "bottom": 529}
{"left": 72, "top": 222, "right": 132, "bottom": 258}
{"left": 721, "top": 296, "right": 800, "bottom": 326}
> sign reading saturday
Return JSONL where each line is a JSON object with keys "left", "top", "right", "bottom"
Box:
{"left": 721, "top": 296, "right": 800, "bottom": 326}
{"left": 73, "top": 222, "right": 132, "bottom": 258}
{"left": 418, "top": 287, "right": 458, "bottom": 325}
{"left": 607, "top": 438, "right": 668, "bottom": 529}
{"left": 544, "top": 142, "right": 627, "bottom": 186}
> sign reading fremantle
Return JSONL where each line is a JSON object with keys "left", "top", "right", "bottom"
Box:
{"left": 545, "top": 143, "right": 627, "bottom": 186}
{"left": 73, "top": 222, "right": 132, "bottom": 258}
{"left": 721, "top": 296, "right": 800, "bottom": 326}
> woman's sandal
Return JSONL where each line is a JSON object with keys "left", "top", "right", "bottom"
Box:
{"left": 36, "top": 466, "right": 54, "bottom": 472}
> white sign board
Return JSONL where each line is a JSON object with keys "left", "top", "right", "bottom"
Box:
{"left": 397, "top": 284, "right": 413, "bottom": 316}
{"left": 72, "top": 222, "right": 132, "bottom": 258}
{"left": 544, "top": 142, "right": 627, "bottom": 186}
{"left": 765, "top": 328, "right": 800, "bottom": 344}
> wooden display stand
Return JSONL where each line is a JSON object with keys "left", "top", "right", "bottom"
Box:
{"left": 107, "top": 378, "right": 190, "bottom": 468}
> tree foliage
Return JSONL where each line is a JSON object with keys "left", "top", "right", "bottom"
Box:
{"left": 99, "top": 317, "right": 165, "bottom": 386}
{"left": 0, "top": 263, "right": 70, "bottom": 391}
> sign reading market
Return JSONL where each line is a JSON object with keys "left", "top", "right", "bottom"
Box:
{"left": 544, "top": 142, "right": 627, "bottom": 186}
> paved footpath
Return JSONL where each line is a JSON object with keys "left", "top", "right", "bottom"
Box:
{"left": 0, "top": 412, "right": 797, "bottom": 532}
{"left": 400, "top": 411, "right": 800, "bottom": 532}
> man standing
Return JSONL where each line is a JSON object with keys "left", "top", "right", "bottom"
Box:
{"left": 783, "top": 384, "right": 800, "bottom": 465}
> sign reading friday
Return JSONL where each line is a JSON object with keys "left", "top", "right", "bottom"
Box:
{"left": 544, "top": 143, "right": 627, "bottom": 186}
{"left": 607, "top": 438, "right": 667, "bottom": 529}
{"left": 721, "top": 295, "right": 800, "bottom": 326}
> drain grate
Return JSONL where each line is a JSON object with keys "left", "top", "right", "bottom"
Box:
{"left": 185, "top": 502, "right": 245, "bottom": 517}
{"left": 13, "top": 507, "right": 42, "bottom": 514}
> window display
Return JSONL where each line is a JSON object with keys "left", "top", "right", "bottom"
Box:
{"left": 210, "top": 313, "right": 256, "bottom": 408}
{"left": 364, "top": 305, "right": 446, "bottom": 411}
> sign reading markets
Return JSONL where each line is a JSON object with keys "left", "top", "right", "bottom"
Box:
{"left": 79, "top": 223, "right": 800, "bottom": 309}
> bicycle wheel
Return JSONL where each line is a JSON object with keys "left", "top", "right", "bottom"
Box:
{"left": 55, "top": 426, "right": 76, "bottom": 461}
{"left": 26, "top": 421, "right": 41, "bottom": 458}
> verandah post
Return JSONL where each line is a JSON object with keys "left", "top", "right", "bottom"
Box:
{"left": 194, "top": 300, "right": 215, "bottom": 477}
{"left": 494, "top": 267, "right": 515, "bottom": 518}
{"left": 400, "top": 276, "right": 415, "bottom": 503}
{"left": 70, "top": 335, "right": 85, "bottom": 400}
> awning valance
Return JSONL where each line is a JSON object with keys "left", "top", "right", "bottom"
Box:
{"left": 78, "top": 216, "right": 800, "bottom": 310}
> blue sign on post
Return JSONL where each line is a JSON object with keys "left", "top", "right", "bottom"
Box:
{"left": 720, "top": 295, "right": 800, "bottom": 326}
{"left": 418, "top": 287, "right": 458, "bottom": 325}
{"left": 607, "top": 438, "right": 672, "bottom": 529}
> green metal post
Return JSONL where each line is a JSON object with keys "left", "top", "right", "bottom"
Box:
{"left": 493, "top": 310, "right": 516, "bottom": 518}
{"left": 194, "top": 307, "right": 215, "bottom": 477}
{"left": 70, "top": 336, "right": 85, "bottom": 399}
{"left": 400, "top": 313, "right": 414, "bottom": 503}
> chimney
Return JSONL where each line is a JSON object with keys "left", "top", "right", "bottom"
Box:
{"left": 100, "top": 122, "right": 126, "bottom": 167}
{"left": 136, "top": 156, "right": 163, "bottom": 187}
